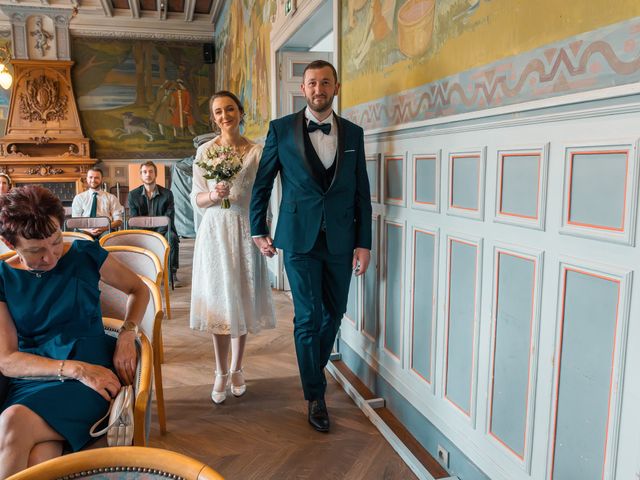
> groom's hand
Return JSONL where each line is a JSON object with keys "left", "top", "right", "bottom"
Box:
{"left": 254, "top": 235, "right": 277, "bottom": 257}
{"left": 352, "top": 248, "right": 370, "bottom": 276}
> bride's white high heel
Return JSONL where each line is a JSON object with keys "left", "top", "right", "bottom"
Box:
{"left": 211, "top": 371, "right": 229, "bottom": 404}
{"left": 230, "top": 368, "right": 246, "bottom": 397}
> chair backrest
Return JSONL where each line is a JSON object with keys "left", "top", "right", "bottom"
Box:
{"left": 64, "top": 216, "right": 111, "bottom": 232}
{"left": 63, "top": 206, "right": 73, "bottom": 218}
{"left": 5, "top": 446, "right": 224, "bottom": 480}
{"left": 100, "top": 230, "right": 169, "bottom": 274}
{"left": 102, "top": 318, "right": 152, "bottom": 448}
{"left": 0, "top": 250, "right": 15, "bottom": 261}
{"left": 62, "top": 231, "right": 94, "bottom": 243}
{"left": 103, "top": 246, "right": 163, "bottom": 286}
{"left": 0, "top": 242, "right": 12, "bottom": 255}
{"left": 128, "top": 215, "right": 170, "bottom": 230}
{"left": 99, "top": 275, "right": 163, "bottom": 345}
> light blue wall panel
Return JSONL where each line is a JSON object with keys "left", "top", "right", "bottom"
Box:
{"left": 415, "top": 157, "right": 437, "bottom": 204}
{"left": 451, "top": 156, "right": 479, "bottom": 210}
{"left": 346, "top": 273, "right": 357, "bottom": 323}
{"left": 363, "top": 218, "right": 379, "bottom": 339}
{"left": 501, "top": 154, "right": 539, "bottom": 218}
{"left": 569, "top": 152, "right": 627, "bottom": 229}
{"left": 412, "top": 231, "right": 436, "bottom": 381}
{"left": 384, "top": 223, "right": 404, "bottom": 357}
{"left": 366, "top": 157, "right": 379, "bottom": 202}
{"left": 446, "top": 240, "right": 477, "bottom": 414}
{"left": 385, "top": 157, "right": 404, "bottom": 202}
{"left": 552, "top": 270, "right": 619, "bottom": 480}
{"left": 490, "top": 253, "right": 535, "bottom": 457}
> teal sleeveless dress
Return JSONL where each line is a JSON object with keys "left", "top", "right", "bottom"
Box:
{"left": 0, "top": 240, "right": 117, "bottom": 451}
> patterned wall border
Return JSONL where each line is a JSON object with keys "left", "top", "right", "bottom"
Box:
{"left": 343, "top": 18, "right": 640, "bottom": 131}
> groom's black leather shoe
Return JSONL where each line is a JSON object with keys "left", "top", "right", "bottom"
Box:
{"left": 308, "top": 399, "right": 330, "bottom": 432}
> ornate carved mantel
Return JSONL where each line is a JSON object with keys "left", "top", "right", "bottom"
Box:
{"left": 0, "top": 59, "right": 96, "bottom": 196}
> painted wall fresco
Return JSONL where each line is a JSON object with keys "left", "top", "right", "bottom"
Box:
{"left": 341, "top": 0, "right": 640, "bottom": 127}
{"left": 214, "top": 0, "right": 273, "bottom": 139}
{"left": 71, "top": 38, "right": 214, "bottom": 159}
{"left": 343, "top": 16, "right": 640, "bottom": 129}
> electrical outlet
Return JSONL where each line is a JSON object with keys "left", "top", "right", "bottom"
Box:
{"left": 437, "top": 444, "right": 449, "bottom": 469}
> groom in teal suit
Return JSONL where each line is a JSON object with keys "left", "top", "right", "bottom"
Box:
{"left": 250, "top": 60, "right": 372, "bottom": 432}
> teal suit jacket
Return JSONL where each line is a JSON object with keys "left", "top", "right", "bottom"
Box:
{"left": 250, "top": 109, "right": 372, "bottom": 255}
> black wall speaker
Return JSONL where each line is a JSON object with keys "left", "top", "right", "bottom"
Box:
{"left": 203, "top": 43, "right": 215, "bottom": 64}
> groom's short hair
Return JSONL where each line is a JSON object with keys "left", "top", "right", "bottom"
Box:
{"left": 303, "top": 60, "right": 338, "bottom": 83}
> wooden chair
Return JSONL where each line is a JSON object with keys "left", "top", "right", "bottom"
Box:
{"left": 64, "top": 216, "right": 111, "bottom": 233}
{"left": 0, "top": 250, "right": 15, "bottom": 261}
{"left": 103, "top": 245, "right": 165, "bottom": 363}
{"left": 103, "top": 317, "right": 152, "bottom": 447}
{"left": 100, "top": 230, "right": 172, "bottom": 320}
{"left": 6, "top": 446, "right": 224, "bottom": 480}
{"left": 61, "top": 231, "right": 94, "bottom": 243}
{"left": 99, "top": 276, "right": 167, "bottom": 434}
{"left": 126, "top": 216, "right": 174, "bottom": 289}
{"left": 0, "top": 242, "right": 12, "bottom": 255}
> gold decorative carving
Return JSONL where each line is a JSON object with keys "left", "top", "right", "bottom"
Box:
{"left": 19, "top": 76, "right": 68, "bottom": 124}
{"left": 31, "top": 135, "right": 56, "bottom": 144}
{"left": 7, "top": 144, "right": 29, "bottom": 157}
{"left": 0, "top": 166, "right": 14, "bottom": 175}
{"left": 59, "top": 144, "right": 80, "bottom": 157}
{"left": 26, "top": 164, "right": 64, "bottom": 176}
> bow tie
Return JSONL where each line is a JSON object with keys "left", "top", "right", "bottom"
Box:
{"left": 308, "top": 120, "right": 331, "bottom": 135}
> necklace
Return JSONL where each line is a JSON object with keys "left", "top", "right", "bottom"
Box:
{"left": 24, "top": 269, "right": 46, "bottom": 278}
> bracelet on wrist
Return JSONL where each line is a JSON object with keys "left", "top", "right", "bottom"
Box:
{"left": 57, "top": 359, "right": 66, "bottom": 382}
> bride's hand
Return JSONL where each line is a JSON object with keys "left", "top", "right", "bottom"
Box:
{"left": 214, "top": 182, "right": 230, "bottom": 199}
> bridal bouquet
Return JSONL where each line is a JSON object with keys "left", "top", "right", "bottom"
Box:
{"left": 196, "top": 145, "right": 244, "bottom": 209}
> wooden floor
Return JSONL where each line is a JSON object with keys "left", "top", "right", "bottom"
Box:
{"left": 147, "top": 238, "right": 417, "bottom": 480}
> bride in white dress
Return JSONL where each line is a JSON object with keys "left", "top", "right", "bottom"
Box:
{"left": 190, "top": 91, "right": 275, "bottom": 404}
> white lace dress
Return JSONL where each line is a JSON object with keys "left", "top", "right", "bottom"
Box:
{"left": 189, "top": 138, "right": 276, "bottom": 337}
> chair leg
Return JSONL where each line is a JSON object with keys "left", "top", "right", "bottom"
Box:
{"left": 154, "top": 344, "right": 167, "bottom": 434}
{"left": 163, "top": 269, "right": 172, "bottom": 320}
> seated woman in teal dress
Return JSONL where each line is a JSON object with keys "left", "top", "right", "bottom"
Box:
{"left": 0, "top": 185, "right": 149, "bottom": 478}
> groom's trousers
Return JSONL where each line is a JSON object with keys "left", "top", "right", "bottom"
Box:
{"left": 283, "top": 231, "right": 353, "bottom": 401}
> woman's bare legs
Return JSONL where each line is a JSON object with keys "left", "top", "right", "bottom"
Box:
{"left": 230, "top": 334, "right": 247, "bottom": 394}
{"left": 27, "top": 441, "right": 63, "bottom": 467}
{"left": 212, "top": 333, "right": 231, "bottom": 395}
{"left": 0, "top": 405, "right": 65, "bottom": 478}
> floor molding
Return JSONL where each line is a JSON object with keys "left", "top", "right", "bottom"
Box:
{"left": 327, "top": 360, "right": 458, "bottom": 480}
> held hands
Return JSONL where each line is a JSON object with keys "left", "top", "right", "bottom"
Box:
{"left": 113, "top": 330, "right": 138, "bottom": 386}
{"left": 253, "top": 235, "right": 277, "bottom": 258}
{"left": 352, "top": 248, "right": 371, "bottom": 276}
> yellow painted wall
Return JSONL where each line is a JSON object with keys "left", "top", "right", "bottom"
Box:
{"left": 341, "top": 0, "right": 640, "bottom": 108}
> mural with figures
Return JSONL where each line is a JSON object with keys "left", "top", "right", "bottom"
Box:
{"left": 214, "top": 0, "right": 273, "bottom": 139}
{"left": 341, "top": 0, "right": 640, "bottom": 128}
{"left": 0, "top": 39, "right": 12, "bottom": 136}
{"left": 71, "top": 38, "right": 214, "bottom": 159}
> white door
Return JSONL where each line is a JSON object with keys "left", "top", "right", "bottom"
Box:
{"left": 267, "top": 51, "right": 333, "bottom": 291}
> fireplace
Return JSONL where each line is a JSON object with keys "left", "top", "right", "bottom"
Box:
{"left": 0, "top": 60, "right": 96, "bottom": 198}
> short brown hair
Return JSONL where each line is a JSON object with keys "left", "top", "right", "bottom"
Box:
{"left": 303, "top": 60, "right": 338, "bottom": 83}
{"left": 0, "top": 185, "right": 65, "bottom": 245}
{"left": 140, "top": 161, "right": 157, "bottom": 174}
{"left": 87, "top": 168, "right": 103, "bottom": 177}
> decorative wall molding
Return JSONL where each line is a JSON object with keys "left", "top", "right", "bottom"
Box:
{"left": 69, "top": 28, "right": 212, "bottom": 42}
{"left": 344, "top": 18, "right": 640, "bottom": 132}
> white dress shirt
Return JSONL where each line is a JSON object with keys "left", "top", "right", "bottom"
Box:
{"left": 305, "top": 107, "right": 337, "bottom": 169}
{"left": 71, "top": 188, "right": 124, "bottom": 221}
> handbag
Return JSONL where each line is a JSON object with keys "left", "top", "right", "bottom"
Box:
{"left": 89, "top": 385, "right": 134, "bottom": 446}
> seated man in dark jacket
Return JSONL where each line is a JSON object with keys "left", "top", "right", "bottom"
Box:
{"left": 128, "top": 161, "right": 181, "bottom": 286}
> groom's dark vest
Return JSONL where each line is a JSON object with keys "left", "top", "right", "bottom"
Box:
{"left": 302, "top": 120, "right": 337, "bottom": 192}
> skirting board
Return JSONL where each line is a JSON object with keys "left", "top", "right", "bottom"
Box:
{"left": 327, "top": 361, "right": 459, "bottom": 480}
